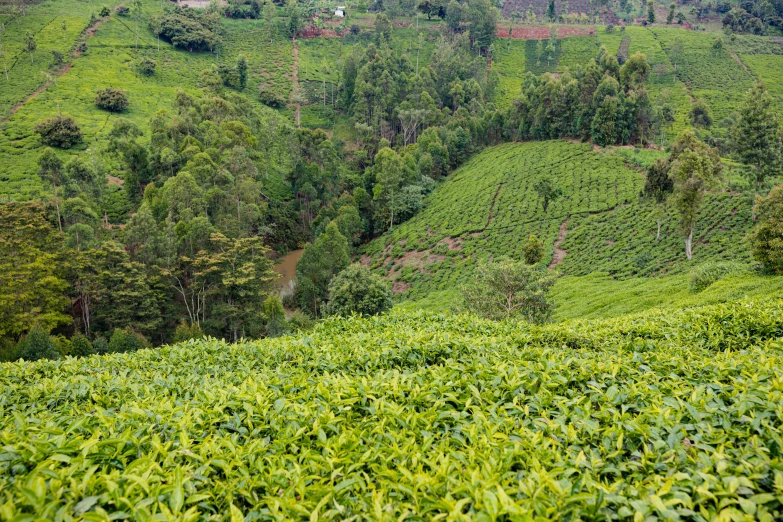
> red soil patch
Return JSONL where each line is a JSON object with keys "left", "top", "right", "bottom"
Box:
{"left": 393, "top": 281, "right": 411, "bottom": 294}
{"left": 300, "top": 27, "right": 340, "bottom": 38}
{"left": 496, "top": 25, "right": 596, "bottom": 40}
{"left": 107, "top": 174, "right": 124, "bottom": 186}
{"left": 548, "top": 218, "right": 570, "bottom": 269}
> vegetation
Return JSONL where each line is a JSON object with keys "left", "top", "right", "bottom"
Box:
{"left": 461, "top": 257, "right": 557, "bottom": 322}
{"left": 2, "top": 300, "right": 783, "bottom": 518}
{"left": 324, "top": 263, "right": 393, "bottom": 317}
{"left": 750, "top": 184, "right": 783, "bottom": 274}
{"left": 34, "top": 115, "right": 82, "bottom": 148}
{"left": 93, "top": 87, "right": 129, "bottom": 112}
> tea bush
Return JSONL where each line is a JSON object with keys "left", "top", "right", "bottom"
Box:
{"left": 1, "top": 299, "right": 783, "bottom": 519}
{"left": 689, "top": 261, "right": 749, "bottom": 291}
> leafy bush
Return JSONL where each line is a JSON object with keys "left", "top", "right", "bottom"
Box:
{"left": 522, "top": 234, "right": 544, "bottom": 264}
{"left": 99, "top": 6, "right": 110, "bottom": 17}
{"left": 108, "top": 327, "right": 150, "bottom": 353}
{"left": 17, "top": 326, "right": 62, "bottom": 361}
{"left": 92, "top": 336, "right": 109, "bottom": 355}
{"left": 259, "top": 86, "right": 286, "bottom": 108}
{"left": 172, "top": 321, "right": 205, "bottom": 343}
{"left": 152, "top": 8, "right": 219, "bottom": 52}
{"left": 116, "top": 5, "right": 129, "bottom": 16}
{"left": 324, "top": 264, "right": 393, "bottom": 317}
{"left": 94, "top": 88, "right": 129, "bottom": 112}
{"left": 69, "top": 334, "right": 94, "bottom": 357}
{"left": 34, "top": 116, "right": 83, "bottom": 149}
{"left": 750, "top": 184, "right": 783, "bottom": 274}
{"left": 462, "top": 257, "right": 558, "bottom": 323}
{"left": 137, "top": 57, "right": 157, "bottom": 75}
{"left": 689, "top": 261, "right": 748, "bottom": 291}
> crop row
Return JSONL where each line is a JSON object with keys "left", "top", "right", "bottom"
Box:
{"left": 2, "top": 300, "right": 783, "bottom": 519}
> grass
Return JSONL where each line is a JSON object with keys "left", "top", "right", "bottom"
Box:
{"left": 2, "top": 299, "right": 783, "bottom": 519}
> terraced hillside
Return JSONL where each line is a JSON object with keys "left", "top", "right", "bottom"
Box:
{"left": 2, "top": 299, "right": 783, "bottom": 519}
{"left": 361, "top": 141, "right": 755, "bottom": 301}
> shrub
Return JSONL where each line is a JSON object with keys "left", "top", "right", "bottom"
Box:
{"left": 259, "top": 87, "right": 286, "bottom": 108}
{"left": 172, "top": 321, "right": 205, "bottom": 343}
{"left": 92, "top": 336, "right": 109, "bottom": 355}
{"left": 51, "top": 50, "right": 65, "bottom": 65}
{"left": 350, "top": 24, "right": 360, "bottom": 35}
{"left": 35, "top": 116, "right": 83, "bottom": 148}
{"left": 0, "top": 338, "right": 20, "bottom": 362}
{"left": 137, "top": 57, "right": 157, "bottom": 75}
{"left": 287, "top": 310, "right": 315, "bottom": 332}
{"left": 70, "top": 334, "right": 94, "bottom": 357}
{"left": 94, "top": 88, "right": 129, "bottom": 112}
{"left": 108, "top": 328, "right": 150, "bottom": 353}
{"left": 263, "top": 296, "right": 288, "bottom": 337}
{"left": 750, "top": 184, "right": 783, "bottom": 274}
{"left": 116, "top": 5, "right": 129, "bottom": 15}
{"left": 99, "top": 6, "right": 111, "bottom": 17}
{"left": 18, "top": 326, "right": 62, "bottom": 361}
{"left": 462, "top": 257, "right": 558, "bottom": 323}
{"left": 324, "top": 264, "right": 393, "bottom": 317}
{"left": 522, "top": 234, "right": 544, "bottom": 264}
{"left": 689, "top": 261, "right": 748, "bottom": 291}
{"left": 153, "top": 8, "right": 218, "bottom": 52}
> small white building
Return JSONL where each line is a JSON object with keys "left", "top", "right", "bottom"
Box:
{"left": 335, "top": 6, "right": 346, "bottom": 17}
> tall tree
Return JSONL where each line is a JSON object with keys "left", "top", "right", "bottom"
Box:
{"left": 667, "top": 131, "right": 723, "bottom": 260}
{"left": 295, "top": 222, "right": 350, "bottom": 317}
{"left": 38, "top": 148, "right": 66, "bottom": 232}
{"left": 732, "top": 82, "right": 783, "bottom": 191}
{"left": 24, "top": 31, "right": 36, "bottom": 64}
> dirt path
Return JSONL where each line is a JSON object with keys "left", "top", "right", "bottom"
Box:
{"left": 728, "top": 50, "right": 753, "bottom": 77}
{"left": 486, "top": 183, "right": 503, "bottom": 228}
{"left": 291, "top": 39, "right": 301, "bottom": 127}
{"left": 2, "top": 17, "right": 106, "bottom": 123}
{"left": 548, "top": 217, "right": 570, "bottom": 269}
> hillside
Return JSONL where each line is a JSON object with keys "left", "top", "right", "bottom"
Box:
{"left": 361, "top": 141, "right": 758, "bottom": 303}
{"left": 2, "top": 299, "right": 783, "bottom": 519}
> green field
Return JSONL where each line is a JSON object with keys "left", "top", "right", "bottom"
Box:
{"left": 2, "top": 298, "right": 783, "bottom": 519}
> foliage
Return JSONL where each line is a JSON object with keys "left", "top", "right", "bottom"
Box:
{"left": 69, "top": 333, "right": 94, "bottom": 357}
{"left": 151, "top": 7, "right": 220, "bottom": 52}
{"left": 137, "top": 57, "right": 156, "bottom": 75}
{"left": 731, "top": 82, "right": 783, "bottom": 187}
{"left": 4, "top": 300, "right": 783, "bottom": 517}
{"left": 522, "top": 234, "right": 544, "bottom": 264}
{"left": 17, "top": 325, "right": 62, "bottom": 361}
{"left": 750, "top": 184, "right": 783, "bottom": 274}
{"left": 295, "top": 222, "right": 350, "bottom": 317}
{"left": 688, "top": 261, "right": 748, "bottom": 291}
{"left": 324, "top": 264, "right": 393, "bottom": 317}
{"left": 172, "top": 321, "right": 205, "bottom": 343}
{"left": 34, "top": 115, "right": 82, "bottom": 148}
{"left": 94, "top": 87, "right": 129, "bottom": 112}
{"left": 108, "top": 327, "right": 150, "bottom": 353}
{"left": 461, "top": 257, "right": 557, "bottom": 323}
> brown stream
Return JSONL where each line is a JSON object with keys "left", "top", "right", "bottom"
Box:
{"left": 273, "top": 248, "right": 303, "bottom": 298}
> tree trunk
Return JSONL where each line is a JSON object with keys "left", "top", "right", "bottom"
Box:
{"left": 685, "top": 228, "right": 693, "bottom": 260}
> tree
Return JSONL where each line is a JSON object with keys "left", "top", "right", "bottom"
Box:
{"left": 620, "top": 52, "right": 650, "bottom": 89}
{"left": 324, "top": 264, "right": 393, "bottom": 317}
{"left": 375, "top": 13, "right": 392, "bottom": 42}
{"left": 644, "top": 158, "right": 673, "bottom": 240}
{"left": 24, "top": 31, "right": 36, "bottom": 64}
{"left": 749, "top": 184, "right": 783, "bottom": 274}
{"left": 137, "top": 57, "right": 156, "bottom": 75}
{"left": 17, "top": 325, "right": 61, "bottom": 361}
{"left": 237, "top": 55, "right": 248, "bottom": 89}
{"left": 667, "top": 131, "right": 723, "bottom": 260}
{"left": 522, "top": 234, "right": 544, "bottom": 264}
{"left": 0, "top": 203, "right": 70, "bottom": 340}
{"left": 461, "top": 257, "right": 558, "bottom": 323}
{"left": 263, "top": 0, "right": 277, "bottom": 42}
{"left": 445, "top": 0, "right": 462, "bottom": 30}
{"left": 263, "top": 295, "right": 287, "bottom": 337}
{"left": 35, "top": 115, "right": 83, "bottom": 148}
{"left": 295, "top": 222, "right": 350, "bottom": 317}
{"left": 94, "top": 87, "right": 130, "bottom": 112}
{"left": 647, "top": 0, "right": 655, "bottom": 23}
{"left": 286, "top": 0, "right": 301, "bottom": 37}
{"left": 533, "top": 178, "right": 563, "bottom": 213}
{"left": 732, "top": 82, "right": 783, "bottom": 190}
{"left": 38, "top": 149, "right": 65, "bottom": 232}
{"left": 689, "top": 99, "right": 712, "bottom": 128}
{"left": 667, "top": 2, "right": 675, "bottom": 23}
{"left": 196, "top": 233, "right": 277, "bottom": 341}
{"left": 547, "top": 0, "right": 556, "bottom": 21}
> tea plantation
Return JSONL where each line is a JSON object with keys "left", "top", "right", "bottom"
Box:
{"left": 360, "top": 141, "right": 761, "bottom": 301}
{"left": 2, "top": 299, "right": 783, "bottom": 519}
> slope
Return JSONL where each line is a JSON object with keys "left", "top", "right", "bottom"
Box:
{"left": 2, "top": 298, "right": 783, "bottom": 519}
{"left": 361, "top": 141, "right": 756, "bottom": 302}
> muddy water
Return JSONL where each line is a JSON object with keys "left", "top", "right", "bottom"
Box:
{"left": 273, "top": 249, "right": 303, "bottom": 298}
